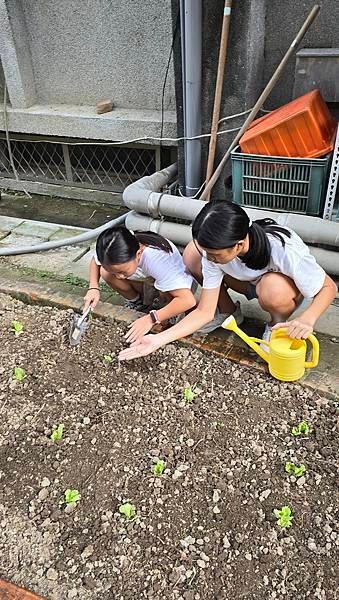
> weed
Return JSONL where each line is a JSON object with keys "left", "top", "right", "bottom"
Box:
{"left": 152, "top": 459, "right": 166, "bottom": 476}
{"left": 13, "top": 367, "right": 26, "bottom": 382}
{"left": 119, "top": 502, "right": 136, "bottom": 519}
{"left": 184, "top": 384, "right": 196, "bottom": 404}
{"left": 11, "top": 320, "right": 24, "bottom": 336}
{"left": 50, "top": 423, "right": 64, "bottom": 442}
{"left": 273, "top": 505, "right": 293, "bottom": 529}
{"left": 291, "top": 421, "right": 309, "bottom": 437}
{"left": 64, "top": 274, "right": 88, "bottom": 288}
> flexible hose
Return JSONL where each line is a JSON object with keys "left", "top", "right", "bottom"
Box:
{"left": 0, "top": 212, "right": 128, "bottom": 256}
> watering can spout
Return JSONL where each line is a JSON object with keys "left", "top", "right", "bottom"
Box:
{"left": 222, "top": 316, "right": 270, "bottom": 363}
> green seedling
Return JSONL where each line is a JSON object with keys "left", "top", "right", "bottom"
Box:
{"left": 50, "top": 423, "right": 64, "bottom": 442}
{"left": 284, "top": 462, "right": 306, "bottom": 478}
{"left": 11, "top": 320, "right": 24, "bottom": 336}
{"left": 64, "top": 488, "right": 81, "bottom": 507}
{"left": 119, "top": 502, "right": 136, "bottom": 519}
{"left": 103, "top": 354, "right": 113, "bottom": 363}
{"left": 13, "top": 367, "right": 26, "bottom": 382}
{"left": 291, "top": 420, "right": 309, "bottom": 437}
{"left": 152, "top": 459, "right": 166, "bottom": 476}
{"left": 273, "top": 505, "right": 293, "bottom": 529}
{"left": 211, "top": 420, "right": 225, "bottom": 429}
{"left": 184, "top": 384, "right": 196, "bottom": 404}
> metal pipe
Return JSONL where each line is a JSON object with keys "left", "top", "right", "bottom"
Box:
{"left": 205, "top": 0, "right": 233, "bottom": 200}
{"left": 0, "top": 213, "right": 128, "bottom": 256}
{"left": 200, "top": 4, "right": 321, "bottom": 200}
{"left": 181, "top": 0, "right": 202, "bottom": 195}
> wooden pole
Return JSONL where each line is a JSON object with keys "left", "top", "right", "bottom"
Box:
{"left": 205, "top": 0, "right": 233, "bottom": 201}
{"left": 200, "top": 4, "right": 320, "bottom": 201}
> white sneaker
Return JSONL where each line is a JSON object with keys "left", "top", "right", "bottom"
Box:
{"left": 196, "top": 301, "right": 244, "bottom": 335}
{"left": 260, "top": 323, "right": 272, "bottom": 351}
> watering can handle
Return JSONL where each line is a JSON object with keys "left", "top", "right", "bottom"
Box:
{"left": 275, "top": 327, "right": 320, "bottom": 369}
{"left": 304, "top": 333, "right": 320, "bottom": 369}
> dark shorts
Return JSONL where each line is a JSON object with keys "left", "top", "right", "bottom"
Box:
{"left": 245, "top": 283, "right": 258, "bottom": 301}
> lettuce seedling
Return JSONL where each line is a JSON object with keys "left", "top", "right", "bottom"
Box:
{"left": 184, "top": 384, "right": 196, "bottom": 403}
{"left": 119, "top": 503, "right": 136, "bottom": 519}
{"left": 13, "top": 367, "right": 26, "bottom": 382}
{"left": 152, "top": 459, "right": 166, "bottom": 476}
{"left": 50, "top": 423, "right": 64, "bottom": 442}
{"left": 64, "top": 488, "right": 81, "bottom": 507}
{"left": 284, "top": 462, "right": 306, "bottom": 478}
{"left": 273, "top": 505, "right": 293, "bottom": 529}
{"left": 291, "top": 421, "right": 309, "bottom": 437}
{"left": 103, "top": 354, "right": 113, "bottom": 363}
{"left": 11, "top": 320, "right": 24, "bottom": 335}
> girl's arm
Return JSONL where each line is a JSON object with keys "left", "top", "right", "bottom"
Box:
{"left": 120, "top": 287, "right": 220, "bottom": 359}
{"left": 83, "top": 258, "right": 101, "bottom": 311}
{"left": 273, "top": 274, "right": 337, "bottom": 338}
{"left": 125, "top": 288, "right": 196, "bottom": 343}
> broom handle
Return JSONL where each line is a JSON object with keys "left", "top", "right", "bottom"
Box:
{"left": 205, "top": 0, "right": 233, "bottom": 200}
{"left": 200, "top": 4, "right": 320, "bottom": 200}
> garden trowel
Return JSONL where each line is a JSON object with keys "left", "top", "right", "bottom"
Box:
{"left": 69, "top": 304, "right": 92, "bottom": 346}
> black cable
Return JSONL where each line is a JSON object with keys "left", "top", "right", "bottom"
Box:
{"left": 160, "top": 11, "right": 180, "bottom": 154}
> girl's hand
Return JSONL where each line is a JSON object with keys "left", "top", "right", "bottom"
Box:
{"left": 125, "top": 315, "right": 153, "bottom": 344}
{"left": 119, "top": 335, "right": 160, "bottom": 361}
{"left": 83, "top": 288, "right": 100, "bottom": 312}
{"left": 272, "top": 316, "right": 315, "bottom": 339}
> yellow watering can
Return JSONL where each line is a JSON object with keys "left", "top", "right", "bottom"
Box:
{"left": 222, "top": 316, "right": 319, "bottom": 382}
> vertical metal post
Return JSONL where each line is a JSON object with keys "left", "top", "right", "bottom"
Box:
{"left": 62, "top": 143, "right": 73, "bottom": 183}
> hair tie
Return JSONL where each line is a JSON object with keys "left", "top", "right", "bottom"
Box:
{"left": 248, "top": 218, "right": 252, "bottom": 228}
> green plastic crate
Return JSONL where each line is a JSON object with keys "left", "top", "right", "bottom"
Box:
{"left": 231, "top": 146, "right": 331, "bottom": 215}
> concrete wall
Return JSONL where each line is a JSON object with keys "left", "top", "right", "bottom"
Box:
{"left": 19, "top": 0, "right": 175, "bottom": 111}
{"left": 0, "top": 0, "right": 177, "bottom": 143}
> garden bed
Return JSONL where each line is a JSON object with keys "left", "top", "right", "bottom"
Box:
{"left": 0, "top": 293, "right": 337, "bottom": 600}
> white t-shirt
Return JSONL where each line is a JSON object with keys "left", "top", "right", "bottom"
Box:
{"left": 202, "top": 230, "right": 326, "bottom": 299}
{"left": 94, "top": 240, "right": 193, "bottom": 292}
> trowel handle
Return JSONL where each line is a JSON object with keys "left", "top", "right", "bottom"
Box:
{"left": 77, "top": 304, "right": 92, "bottom": 326}
{"left": 305, "top": 334, "right": 320, "bottom": 369}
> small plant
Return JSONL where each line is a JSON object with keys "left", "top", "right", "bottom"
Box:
{"left": 11, "top": 320, "right": 24, "bottom": 336}
{"left": 119, "top": 502, "right": 136, "bottom": 519}
{"left": 284, "top": 462, "right": 306, "bottom": 478}
{"left": 50, "top": 423, "right": 64, "bottom": 442}
{"left": 184, "top": 384, "right": 196, "bottom": 403}
{"left": 64, "top": 274, "right": 88, "bottom": 288}
{"left": 211, "top": 420, "right": 225, "bottom": 429}
{"left": 291, "top": 420, "right": 309, "bottom": 437}
{"left": 13, "top": 367, "right": 26, "bottom": 382}
{"left": 152, "top": 459, "right": 166, "bottom": 476}
{"left": 103, "top": 354, "right": 113, "bottom": 363}
{"left": 273, "top": 505, "right": 293, "bottom": 529}
{"left": 64, "top": 488, "right": 81, "bottom": 508}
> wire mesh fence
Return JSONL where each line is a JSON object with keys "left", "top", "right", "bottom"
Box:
{"left": 0, "top": 136, "right": 162, "bottom": 193}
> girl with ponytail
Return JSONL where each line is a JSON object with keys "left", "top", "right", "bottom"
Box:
{"left": 83, "top": 226, "right": 196, "bottom": 342}
{"left": 119, "top": 201, "right": 336, "bottom": 361}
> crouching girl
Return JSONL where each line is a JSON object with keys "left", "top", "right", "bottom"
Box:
{"left": 83, "top": 226, "right": 196, "bottom": 343}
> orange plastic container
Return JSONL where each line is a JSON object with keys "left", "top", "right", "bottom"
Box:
{"left": 240, "top": 90, "right": 336, "bottom": 158}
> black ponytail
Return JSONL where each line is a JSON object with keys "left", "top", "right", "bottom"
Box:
{"left": 192, "top": 201, "right": 291, "bottom": 270}
{"left": 96, "top": 226, "right": 172, "bottom": 266}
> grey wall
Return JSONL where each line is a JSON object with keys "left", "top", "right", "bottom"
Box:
{"left": 20, "top": 0, "right": 175, "bottom": 110}
{"left": 264, "top": 0, "right": 339, "bottom": 109}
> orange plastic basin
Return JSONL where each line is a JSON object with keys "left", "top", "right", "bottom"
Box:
{"left": 240, "top": 90, "right": 336, "bottom": 158}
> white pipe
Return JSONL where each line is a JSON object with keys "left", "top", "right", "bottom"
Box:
{"left": 126, "top": 212, "right": 339, "bottom": 276}
{"left": 123, "top": 165, "right": 339, "bottom": 247}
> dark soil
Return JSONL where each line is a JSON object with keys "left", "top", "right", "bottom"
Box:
{"left": 0, "top": 294, "right": 337, "bottom": 600}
